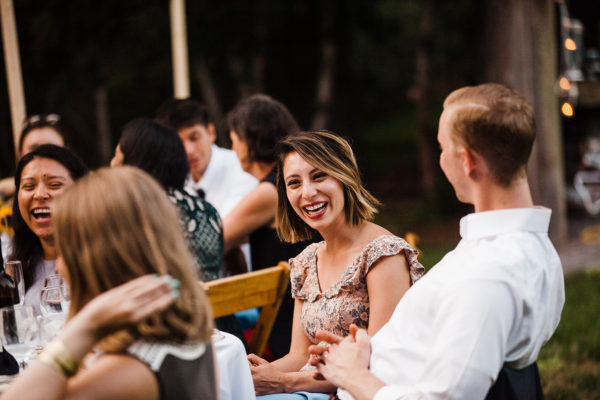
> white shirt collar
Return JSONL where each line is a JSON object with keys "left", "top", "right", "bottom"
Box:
{"left": 459, "top": 207, "right": 551, "bottom": 241}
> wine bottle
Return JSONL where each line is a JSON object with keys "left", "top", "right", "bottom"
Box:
{"left": 0, "top": 246, "right": 19, "bottom": 375}
{"left": 0, "top": 261, "right": 19, "bottom": 308}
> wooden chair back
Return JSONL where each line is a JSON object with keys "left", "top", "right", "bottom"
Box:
{"left": 404, "top": 232, "right": 422, "bottom": 261}
{"left": 203, "top": 261, "right": 290, "bottom": 356}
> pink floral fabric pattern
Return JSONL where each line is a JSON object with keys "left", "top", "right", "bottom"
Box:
{"left": 290, "top": 235, "right": 424, "bottom": 344}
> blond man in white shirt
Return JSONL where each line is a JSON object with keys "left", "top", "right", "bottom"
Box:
{"left": 308, "top": 83, "right": 565, "bottom": 400}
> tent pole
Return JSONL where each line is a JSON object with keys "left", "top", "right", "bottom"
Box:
{"left": 170, "top": 0, "right": 190, "bottom": 99}
{"left": 1, "top": 0, "right": 26, "bottom": 159}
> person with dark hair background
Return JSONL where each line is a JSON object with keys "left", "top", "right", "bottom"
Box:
{"left": 156, "top": 98, "right": 257, "bottom": 278}
{"left": 0, "top": 114, "right": 67, "bottom": 201}
{"left": 111, "top": 118, "right": 223, "bottom": 282}
{"left": 224, "top": 94, "right": 317, "bottom": 359}
{"left": 9, "top": 144, "right": 88, "bottom": 314}
{"left": 155, "top": 98, "right": 257, "bottom": 220}
{"left": 111, "top": 118, "right": 246, "bottom": 344}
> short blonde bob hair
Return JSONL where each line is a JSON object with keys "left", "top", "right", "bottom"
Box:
{"left": 53, "top": 166, "right": 213, "bottom": 352}
{"left": 276, "top": 130, "right": 379, "bottom": 243}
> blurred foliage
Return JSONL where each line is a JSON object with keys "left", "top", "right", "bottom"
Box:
{"left": 1, "top": 0, "right": 481, "bottom": 213}
{"left": 539, "top": 270, "right": 600, "bottom": 399}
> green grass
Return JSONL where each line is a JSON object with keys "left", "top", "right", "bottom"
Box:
{"left": 538, "top": 269, "right": 600, "bottom": 399}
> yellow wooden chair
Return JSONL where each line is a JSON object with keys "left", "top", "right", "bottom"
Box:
{"left": 202, "top": 261, "right": 290, "bottom": 356}
{"left": 405, "top": 232, "right": 422, "bottom": 261}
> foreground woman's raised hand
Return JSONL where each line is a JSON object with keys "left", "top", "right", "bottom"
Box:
{"left": 71, "top": 274, "right": 178, "bottom": 337}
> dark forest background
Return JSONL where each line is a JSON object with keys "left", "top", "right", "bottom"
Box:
{"left": 1, "top": 0, "right": 598, "bottom": 241}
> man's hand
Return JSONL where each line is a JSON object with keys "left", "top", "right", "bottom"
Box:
{"left": 308, "top": 325, "right": 372, "bottom": 388}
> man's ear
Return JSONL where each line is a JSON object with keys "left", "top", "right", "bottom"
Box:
{"left": 461, "top": 147, "right": 479, "bottom": 179}
{"left": 207, "top": 123, "right": 217, "bottom": 144}
{"left": 461, "top": 147, "right": 490, "bottom": 181}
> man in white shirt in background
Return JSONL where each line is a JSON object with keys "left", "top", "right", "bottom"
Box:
{"left": 156, "top": 98, "right": 257, "bottom": 217}
{"left": 156, "top": 98, "right": 257, "bottom": 272}
{"left": 309, "top": 83, "right": 566, "bottom": 400}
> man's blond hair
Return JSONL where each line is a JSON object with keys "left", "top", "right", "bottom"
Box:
{"left": 443, "top": 83, "right": 535, "bottom": 186}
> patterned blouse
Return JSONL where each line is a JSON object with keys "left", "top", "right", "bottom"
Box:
{"left": 290, "top": 235, "right": 424, "bottom": 344}
{"left": 167, "top": 188, "right": 224, "bottom": 282}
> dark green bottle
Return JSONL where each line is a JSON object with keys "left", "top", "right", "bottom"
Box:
{"left": 0, "top": 244, "right": 19, "bottom": 375}
{"left": 0, "top": 246, "right": 19, "bottom": 308}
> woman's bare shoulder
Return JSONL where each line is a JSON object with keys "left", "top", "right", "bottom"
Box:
{"left": 65, "top": 353, "right": 158, "bottom": 400}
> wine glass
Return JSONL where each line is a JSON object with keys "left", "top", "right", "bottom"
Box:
{"left": 4, "top": 261, "right": 24, "bottom": 305}
{"left": 43, "top": 274, "right": 63, "bottom": 289}
{"left": 39, "top": 286, "right": 67, "bottom": 342}
{"left": 0, "top": 305, "right": 40, "bottom": 369}
{"left": 59, "top": 282, "right": 71, "bottom": 314}
{"left": 40, "top": 286, "right": 65, "bottom": 318}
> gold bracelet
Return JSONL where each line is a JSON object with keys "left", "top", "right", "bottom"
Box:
{"left": 37, "top": 338, "right": 80, "bottom": 377}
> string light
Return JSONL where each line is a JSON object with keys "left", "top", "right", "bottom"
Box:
{"left": 561, "top": 102, "right": 574, "bottom": 117}
{"left": 565, "top": 38, "right": 577, "bottom": 50}
{"left": 559, "top": 77, "right": 571, "bottom": 90}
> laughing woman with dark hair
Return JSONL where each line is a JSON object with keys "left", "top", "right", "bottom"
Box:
{"left": 9, "top": 144, "right": 88, "bottom": 314}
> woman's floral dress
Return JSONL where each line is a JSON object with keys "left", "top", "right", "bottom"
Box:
{"left": 290, "top": 235, "right": 424, "bottom": 348}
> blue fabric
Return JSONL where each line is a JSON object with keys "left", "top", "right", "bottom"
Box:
{"left": 257, "top": 393, "right": 330, "bottom": 400}
{"left": 235, "top": 308, "right": 259, "bottom": 330}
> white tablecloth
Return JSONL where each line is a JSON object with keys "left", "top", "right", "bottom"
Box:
{"left": 214, "top": 331, "right": 256, "bottom": 400}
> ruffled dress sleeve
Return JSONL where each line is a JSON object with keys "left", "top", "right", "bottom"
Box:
{"left": 355, "top": 235, "right": 425, "bottom": 285}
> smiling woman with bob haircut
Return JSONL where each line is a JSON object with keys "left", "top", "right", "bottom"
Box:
{"left": 246, "top": 130, "right": 424, "bottom": 398}
{"left": 2, "top": 166, "right": 217, "bottom": 400}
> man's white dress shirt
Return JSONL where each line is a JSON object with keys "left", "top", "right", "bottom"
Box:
{"left": 185, "top": 144, "right": 257, "bottom": 218}
{"left": 341, "top": 207, "right": 565, "bottom": 400}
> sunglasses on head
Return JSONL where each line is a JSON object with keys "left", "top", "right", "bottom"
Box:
{"left": 23, "top": 113, "right": 61, "bottom": 129}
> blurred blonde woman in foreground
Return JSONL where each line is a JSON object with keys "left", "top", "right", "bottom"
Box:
{"left": 2, "top": 166, "right": 217, "bottom": 400}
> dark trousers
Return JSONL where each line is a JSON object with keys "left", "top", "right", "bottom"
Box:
{"left": 485, "top": 362, "right": 544, "bottom": 400}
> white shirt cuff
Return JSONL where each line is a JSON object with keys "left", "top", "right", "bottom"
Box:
{"left": 373, "top": 386, "right": 418, "bottom": 400}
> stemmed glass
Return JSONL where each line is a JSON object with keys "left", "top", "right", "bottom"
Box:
{"left": 0, "top": 305, "right": 40, "bottom": 369}
{"left": 39, "top": 282, "right": 68, "bottom": 343}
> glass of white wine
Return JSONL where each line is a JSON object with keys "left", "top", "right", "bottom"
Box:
{"left": 0, "top": 305, "right": 40, "bottom": 369}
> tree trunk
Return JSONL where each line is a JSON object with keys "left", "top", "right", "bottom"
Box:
{"left": 194, "top": 56, "right": 225, "bottom": 145}
{"left": 411, "top": 0, "right": 437, "bottom": 206}
{"left": 251, "top": 0, "right": 268, "bottom": 94}
{"left": 94, "top": 87, "right": 112, "bottom": 165}
{"left": 311, "top": 0, "right": 336, "bottom": 130}
{"left": 483, "top": 0, "right": 567, "bottom": 246}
